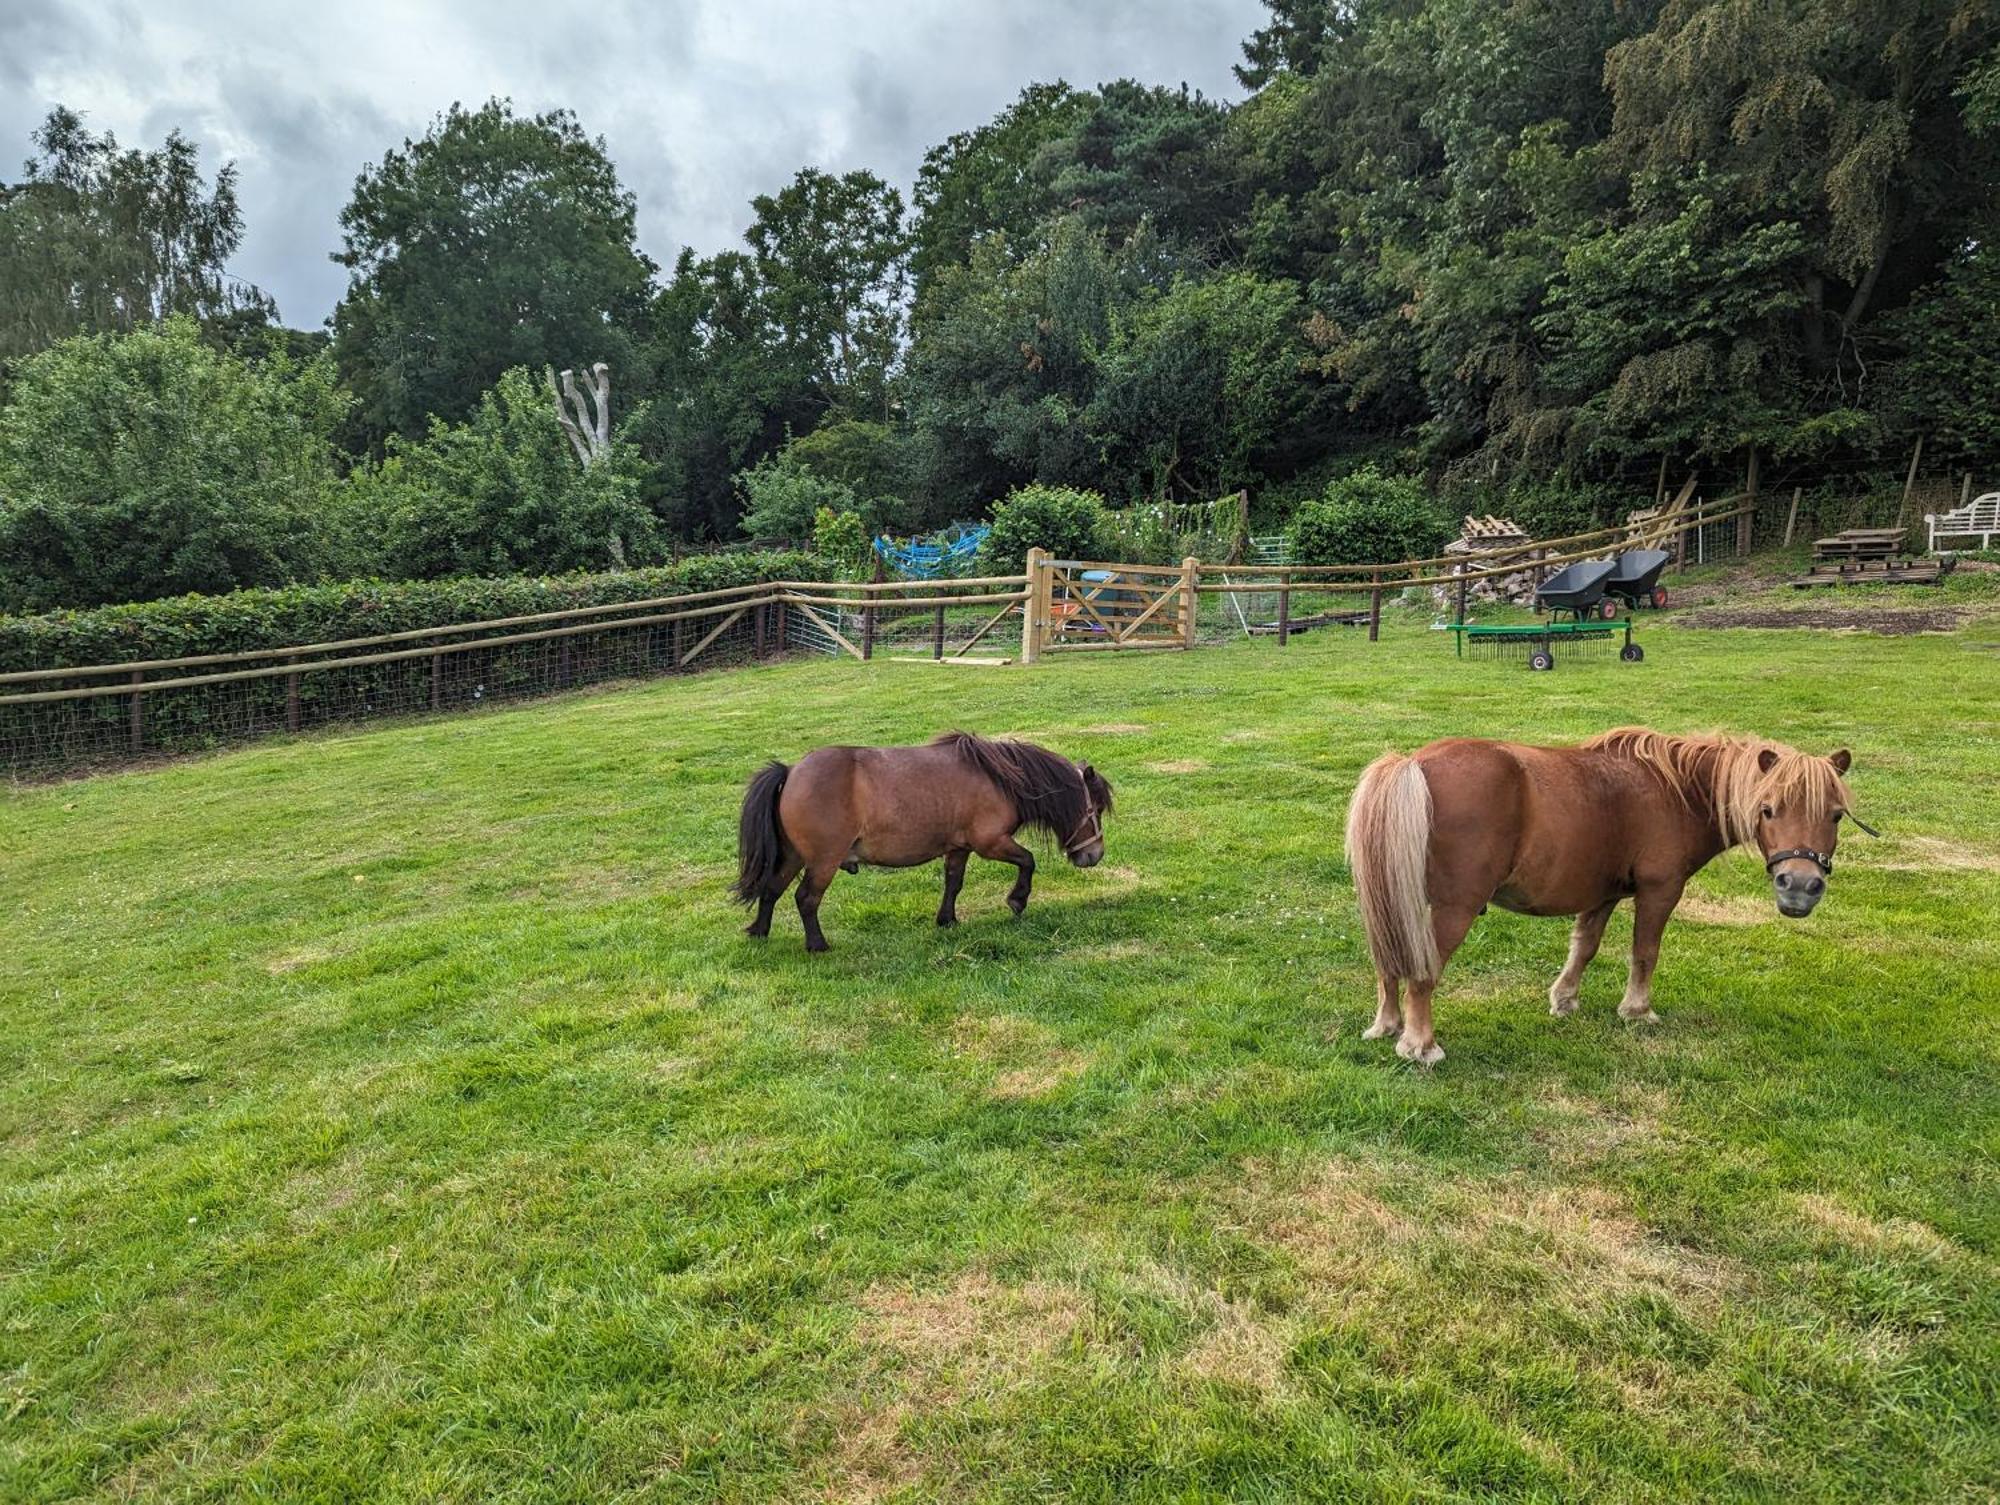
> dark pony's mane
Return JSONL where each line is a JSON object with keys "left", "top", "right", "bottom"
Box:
{"left": 1583, "top": 726, "right": 1851, "bottom": 847}
{"left": 932, "top": 731, "right": 1099, "bottom": 840}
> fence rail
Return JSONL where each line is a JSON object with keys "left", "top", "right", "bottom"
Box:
{"left": 2, "top": 495, "right": 1760, "bottom": 778}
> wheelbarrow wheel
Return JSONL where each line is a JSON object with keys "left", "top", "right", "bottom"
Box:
{"left": 1529, "top": 649, "right": 1555, "bottom": 672}
{"left": 1620, "top": 644, "right": 1644, "bottom": 663}
{"left": 1651, "top": 586, "right": 1669, "bottom": 609}
{"left": 1599, "top": 598, "right": 1620, "bottom": 620}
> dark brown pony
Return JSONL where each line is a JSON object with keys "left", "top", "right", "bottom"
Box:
{"left": 1344, "top": 727, "right": 1866, "bottom": 1064}
{"left": 734, "top": 732, "right": 1114, "bottom": 951}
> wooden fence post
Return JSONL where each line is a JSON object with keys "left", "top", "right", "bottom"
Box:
{"left": 1739, "top": 448, "right": 1758, "bottom": 555}
{"left": 1897, "top": 436, "right": 1924, "bottom": 529}
{"left": 672, "top": 618, "right": 685, "bottom": 668}
{"left": 1277, "top": 570, "right": 1291, "bottom": 647}
{"left": 932, "top": 604, "right": 946, "bottom": 660}
{"left": 1020, "top": 548, "right": 1046, "bottom": 665}
{"left": 1454, "top": 569, "right": 1468, "bottom": 627}
{"left": 1368, "top": 567, "right": 1382, "bottom": 642}
{"left": 429, "top": 648, "right": 442, "bottom": 711}
{"left": 862, "top": 557, "right": 884, "bottom": 660}
{"left": 754, "top": 600, "right": 767, "bottom": 658}
{"left": 1180, "top": 556, "right": 1200, "bottom": 649}
{"left": 1783, "top": 487, "right": 1802, "bottom": 548}
{"left": 128, "top": 671, "right": 143, "bottom": 754}
{"left": 287, "top": 656, "right": 302, "bottom": 731}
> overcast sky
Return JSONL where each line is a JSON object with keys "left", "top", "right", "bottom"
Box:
{"left": 3, "top": 0, "right": 1266, "bottom": 327}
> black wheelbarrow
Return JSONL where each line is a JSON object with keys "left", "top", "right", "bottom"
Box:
{"left": 1605, "top": 549, "right": 1671, "bottom": 611}
{"left": 1534, "top": 558, "right": 1619, "bottom": 622}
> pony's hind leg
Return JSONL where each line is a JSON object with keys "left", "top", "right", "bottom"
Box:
{"left": 1550, "top": 900, "right": 1617, "bottom": 1016}
{"left": 794, "top": 857, "right": 845, "bottom": 953}
{"left": 1395, "top": 904, "right": 1478, "bottom": 1066}
{"left": 1362, "top": 973, "right": 1402, "bottom": 1040}
{"left": 746, "top": 853, "right": 803, "bottom": 939}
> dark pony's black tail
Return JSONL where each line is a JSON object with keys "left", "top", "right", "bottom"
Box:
{"left": 733, "top": 760, "right": 791, "bottom": 904}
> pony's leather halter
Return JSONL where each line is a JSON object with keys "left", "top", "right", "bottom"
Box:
{"left": 1062, "top": 770, "right": 1104, "bottom": 859}
{"left": 1762, "top": 811, "right": 1880, "bottom": 875}
{"left": 1063, "top": 803, "right": 1104, "bottom": 859}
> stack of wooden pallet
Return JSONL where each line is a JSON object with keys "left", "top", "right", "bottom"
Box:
{"left": 1791, "top": 528, "right": 1950, "bottom": 588}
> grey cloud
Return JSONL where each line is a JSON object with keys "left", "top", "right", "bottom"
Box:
{"left": 4, "top": 0, "right": 1266, "bottom": 324}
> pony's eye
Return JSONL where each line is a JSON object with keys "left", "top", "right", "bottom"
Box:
{"left": 1759, "top": 804, "right": 1775, "bottom": 820}
{"left": 1834, "top": 810, "right": 1845, "bottom": 823}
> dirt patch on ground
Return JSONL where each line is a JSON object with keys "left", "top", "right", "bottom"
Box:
{"left": 1678, "top": 606, "right": 1967, "bottom": 634}
{"left": 1173, "top": 1297, "right": 1293, "bottom": 1398}
{"left": 1145, "top": 758, "right": 1209, "bottom": 774}
{"left": 951, "top": 1015, "right": 1089, "bottom": 1100}
{"left": 1673, "top": 892, "right": 1773, "bottom": 926}
{"left": 1081, "top": 722, "right": 1149, "bottom": 735}
{"left": 1874, "top": 835, "right": 2000, "bottom": 873}
{"left": 858, "top": 1271, "right": 1088, "bottom": 1378}
{"left": 1792, "top": 1194, "right": 1959, "bottom": 1261}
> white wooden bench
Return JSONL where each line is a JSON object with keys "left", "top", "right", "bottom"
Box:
{"left": 1927, "top": 492, "right": 2000, "bottom": 551}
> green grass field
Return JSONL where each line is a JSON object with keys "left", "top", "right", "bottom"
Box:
{"left": 4, "top": 599, "right": 1998, "bottom": 1501}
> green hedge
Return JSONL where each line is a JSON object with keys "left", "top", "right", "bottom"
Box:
{"left": 1, "top": 551, "right": 819, "bottom": 772}
{"left": 0, "top": 552, "right": 819, "bottom": 672}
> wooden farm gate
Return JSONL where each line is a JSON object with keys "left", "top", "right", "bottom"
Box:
{"left": 1025, "top": 552, "right": 1199, "bottom": 658}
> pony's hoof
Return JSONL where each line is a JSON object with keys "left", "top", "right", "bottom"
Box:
{"left": 1619, "top": 1006, "right": 1660, "bottom": 1024}
{"left": 1361, "top": 1020, "right": 1401, "bottom": 1041}
{"left": 841, "top": 860, "right": 860, "bottom": 874}
{"left": 1395, "top": 1036, "right": 1445, "bottom": 1067}
{"left": 1549, "top": 993, "right": 1578, "bottom": 1017}
{"left": 936, "top": 914, "right": 957, "bottom": 928}
{"left": 1007, "top": 900, "right": 1027, "bottom": 917}
{"left": 805, "top": 939, "right": 830, "bottom": 954}
{"left": 744, "top": 925, "right": 769, "bottom": 940}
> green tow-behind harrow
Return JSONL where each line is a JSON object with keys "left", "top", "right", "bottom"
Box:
{"left": 1448, "top": 616, "right": 1644, "bottom": 670}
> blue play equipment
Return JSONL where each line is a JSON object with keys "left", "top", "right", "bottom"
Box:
{"left": 872, "top": 522, "right": 991, "bottom": 579}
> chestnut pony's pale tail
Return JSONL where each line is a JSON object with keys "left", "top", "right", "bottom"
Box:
{"left": 1344, "top": 752, "right": 1440, "bottom": 982}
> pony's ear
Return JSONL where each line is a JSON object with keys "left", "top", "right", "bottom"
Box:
{"left": 1079, "top": 761, "right": 1095, "bottom": 781}
{"left": 1757, "top": 748, "right": 1780, "bottom": 773}
{"left": 1829, "top": 748, "right": 1852, "bottom": 774}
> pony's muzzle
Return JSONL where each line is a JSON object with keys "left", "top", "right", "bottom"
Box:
{"left": 1068, "top": 843, "right": 1104, "bottom": 869}
{"left": 1771, "top": 862, "right": 1826, "bottom": 918}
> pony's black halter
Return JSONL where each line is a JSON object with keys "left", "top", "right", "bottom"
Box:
{"left": 1063, "top": 802, "right": 1104, "bottom": 859}
{"left": 1763, "top": 812, "right": 1879, "bottom": 875}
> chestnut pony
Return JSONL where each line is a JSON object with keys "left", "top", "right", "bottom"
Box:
{"left": 1344, "top": 728, "right": 1870, "bottom": 1064}
{"left": 734, "top": 732, "right": 1114, "bottom": 951}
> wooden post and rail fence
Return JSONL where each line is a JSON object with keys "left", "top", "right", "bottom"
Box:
{"left": 1, "top": 496, "right": 1756, "bottom": 774}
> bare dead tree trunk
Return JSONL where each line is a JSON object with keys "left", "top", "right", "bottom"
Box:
{"left": 548, "top": 362, "right": 625, "bottom": 565}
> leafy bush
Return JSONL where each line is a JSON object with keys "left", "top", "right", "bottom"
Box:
{"left": 978, "top": 485, "right": 1108, "bottom": 572}
{"left": 1288, "top": 466, "right": 1452, "bottom": 565}
{"left": 812, "top": 506, "right": 871, "bottom": 577}
{"left": 345, "top": 367, "right": 662, "bottom": 580}
{"left": 0, "top": 317, "right": 354, "bottom": 612}
{"left": 736, "top": 450, "right": 859, "bottom": 544}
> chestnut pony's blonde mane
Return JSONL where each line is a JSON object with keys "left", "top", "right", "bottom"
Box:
{"left": 1583, "top": 727, "right": 1850, "bottom": 848}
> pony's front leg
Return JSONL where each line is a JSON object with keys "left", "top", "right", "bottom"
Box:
{"left": 1395, "top": 904, "right": 1478, "bottom": 1066}
{"left": 977, "top": 836, "right": 1035, "bottom": 915}
{"left": 1619, "top": 881, "right": 1684, "bottom": 1022}
{"left": 937, "top": 850, "right": 968, "bottom": 927}
{"left": 1550, "top": 900, "right": 1617, "bottom": 1016}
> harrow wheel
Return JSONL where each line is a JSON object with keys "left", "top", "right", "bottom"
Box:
{"left": 1528, "top": 648, "right": 1556, "bottom": 672}
{"left": 1621, "top": 643, "right": 1645, "bottom": 662}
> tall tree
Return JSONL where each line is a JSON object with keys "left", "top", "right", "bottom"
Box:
{"left": 0, "top": 107, "right": 271, "bottom": 367}
{"left": 330, "top": 100, "right": 656, "bottom": 445}
{"left": 744, "top": 168, "right": 909, "bottom": 420}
